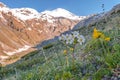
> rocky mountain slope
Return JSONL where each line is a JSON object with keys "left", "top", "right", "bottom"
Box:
{"left": 0, "top": 2, "right": 87, "bottom": 61}
{"left": 73, "top": 3, "right": 120, "bottom": 30}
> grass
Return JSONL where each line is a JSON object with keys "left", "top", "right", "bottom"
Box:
{"left": 0, "top": 9, "right": 120, "bottom": 80}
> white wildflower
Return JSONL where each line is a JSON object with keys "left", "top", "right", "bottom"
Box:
{"left": 59, "top": 34, "right": 66, "bottom": 41}
{"left": 66, "top": 34, "right": 74, "bottom": 44}
{"left": 77, "top": 35, "right": 85, "bottom": 45}
{"left": 59, "top": 31, "right": 85, "bottom": 45}
{"left": 65, "top": 34, "right": 69, "bottom": 39}
{"left": 72, "top": 31, "right": 79, "bottom": 38}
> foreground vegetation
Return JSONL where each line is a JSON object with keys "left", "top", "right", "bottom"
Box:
{"left": 0, "top": 8, "right": 120, "bottom": 80}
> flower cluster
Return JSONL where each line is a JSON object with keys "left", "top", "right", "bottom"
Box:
{"left": 93, "top": 28, "right": 110, "bottom": 41}
{"left": 59, "top": 31, "right": 85, "bottom": 45}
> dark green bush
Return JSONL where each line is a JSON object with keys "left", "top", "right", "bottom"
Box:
{"left": 43, "top": 44, "right": 53, "bottom": 49}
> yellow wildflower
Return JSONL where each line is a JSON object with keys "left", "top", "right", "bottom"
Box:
{"left": 63, "top": 50, "right": 67, "bottom": 55}
{"left": 70, "top": 48, "right": 74, "bottom": 51}
{"left": 92, "top": 28, "right": 110, "bottom": 41}
{"left": 93, "top": 28, "right": 99, "bottom": 38}
{"left": 101, "top": 34, "right": 105, "bottom": 39}
{"left": 105, "top": 37, "right": 110, "bottom": 41}
{"left": 92, "top": 28, "right": 104, "bottom": 39}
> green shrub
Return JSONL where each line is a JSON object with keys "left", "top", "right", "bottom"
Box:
{"left": 43, "top": 44, "right": 53, "bottom": 49}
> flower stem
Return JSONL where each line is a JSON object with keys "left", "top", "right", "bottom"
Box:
{"left": 100, "top": 39, "right": 107, "bottom": 54}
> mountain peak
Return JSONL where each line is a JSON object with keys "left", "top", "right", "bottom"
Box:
{"left": 0, "top": 2, "right": 7, "bottom": 8}
{"left": 51, "top": 8, "right": 75, "bottom": 17}
{"left": 52, "top": 8, "right": 72, "bottom": 14}
{"left": 41, "top": 8, "right": 86, "bottom": 20}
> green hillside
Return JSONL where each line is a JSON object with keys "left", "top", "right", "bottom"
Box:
{"left": 0, "top": 5, "right": 120, "bottom": 80}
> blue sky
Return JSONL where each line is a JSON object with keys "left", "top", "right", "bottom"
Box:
{"left": 0, "top": 0, "right": 120, "bottom": 16}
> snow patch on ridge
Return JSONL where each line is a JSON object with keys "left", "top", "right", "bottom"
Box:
{"left": 0, "top": 7, "right": 10, "bottom": 13}
{"left": 0, "top": 56, "right": 9, "bottom": 60}
{"left": 40, "top": 14, "right": 55, "bottom": 23}
{"left": 4, "top": 45, "right": 31, "bottom": 55}
{"left": 11, "top": 8, "right": 40, "bottom": 20}
{"left": 27, "top": 27, "right": 32, "bottom": 31}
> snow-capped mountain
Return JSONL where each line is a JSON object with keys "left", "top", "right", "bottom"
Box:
{"left": 0, "top": 2, "right": 86, "bottom": 21}
{"left": 0, "top": 2, "right": 86, "bottom": 62}
{"left": 40, "top": 8, "right": 86, "bottom": 20}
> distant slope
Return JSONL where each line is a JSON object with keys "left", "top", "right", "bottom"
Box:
{"left": 73, "top": 3, "right": 120, "bottom": 30}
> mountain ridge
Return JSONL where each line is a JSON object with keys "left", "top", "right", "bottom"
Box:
{"left": 0, "top": 2, "right": 86, "bottom": 21}
{"left": 0, "top": 2, "right": 85, "bottom": 62}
